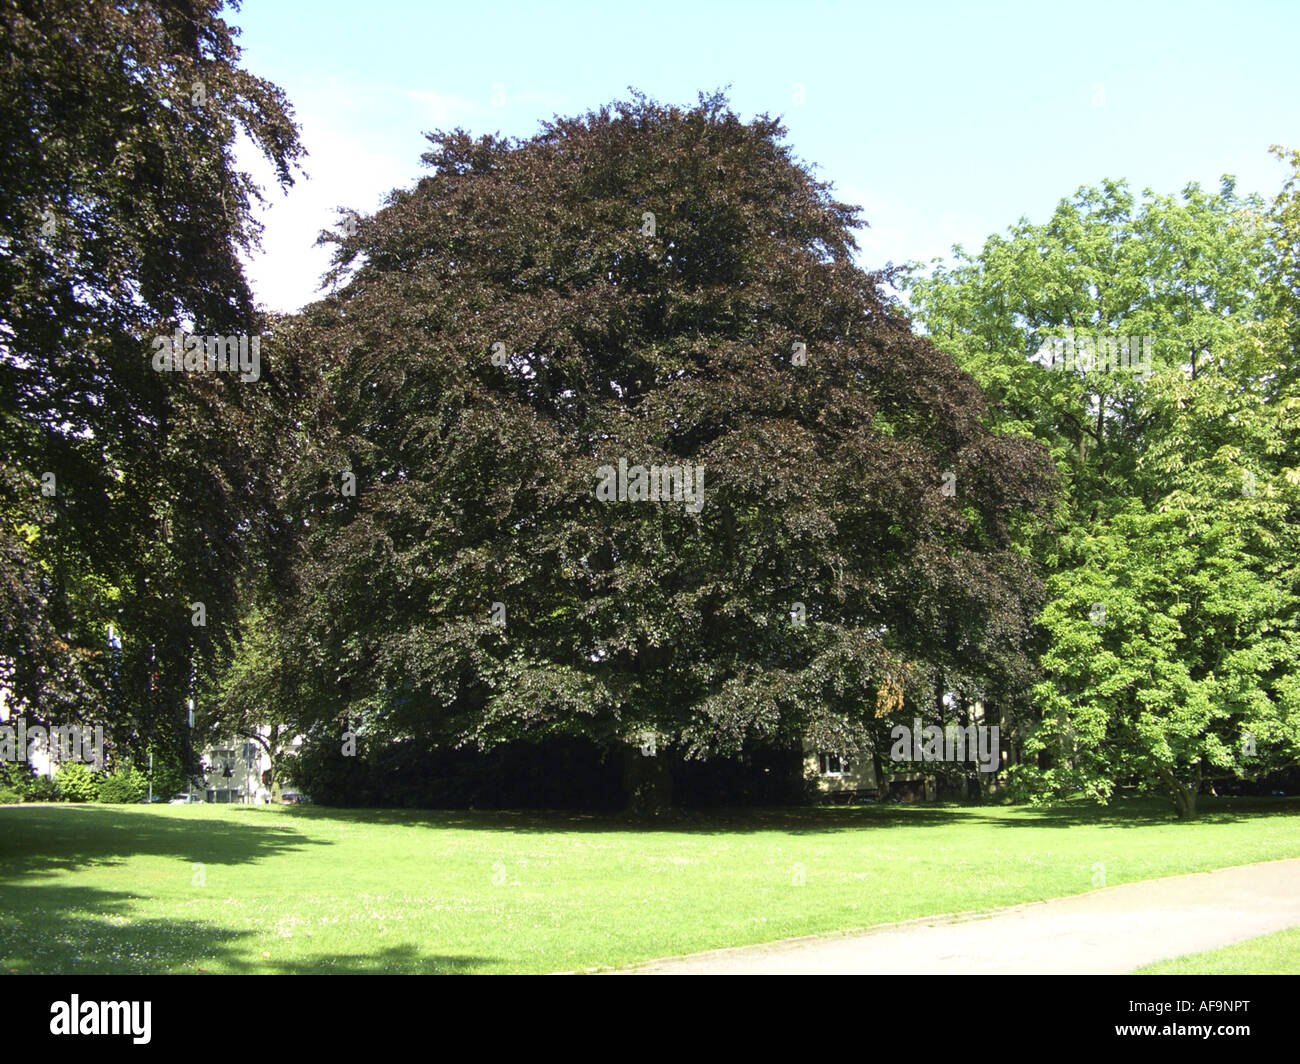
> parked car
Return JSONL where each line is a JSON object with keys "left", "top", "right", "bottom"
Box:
{"left": 280, "top": 792, "right": 301, "bottom": 804}
{"left": 168, "top": 792, "right": 205, "bottom": 804}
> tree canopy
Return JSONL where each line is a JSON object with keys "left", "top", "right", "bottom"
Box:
{"left": 904, "top": 169, "right": 1300, "bottom": 817}
{"left": 0, "top": 0, "right": 304, "bottom": 774}
{"left": 262, "top": 92, "right": 1056, "bottom": 806}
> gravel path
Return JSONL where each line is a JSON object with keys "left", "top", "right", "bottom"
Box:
{"left": 622, "top": 858, "right": 1300, "bottom": 974}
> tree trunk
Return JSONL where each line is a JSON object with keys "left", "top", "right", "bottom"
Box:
{"left": 957, "top": 689, "right": 980, "bottom": 803}
{"left": 933, "top": 670, "right": 945, "bottom": 803}
{"left": 872, "top": 739, "right": 889, "bottom": 801}
{"left": 1160, "top": 764, "right": 1199, "bottom": 820}
{"left": 623, "top": 741, "right": 672, "bottom": 816}
{"left": 267, "top": 724, "right": 280, "bottom": 798}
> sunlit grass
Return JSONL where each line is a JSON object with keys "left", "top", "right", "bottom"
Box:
{"left": 1135, "top": 925, "right": 1300, "bottom": 974}
{"left": 2, "top": 798, "right": 1297, "bottom": 974}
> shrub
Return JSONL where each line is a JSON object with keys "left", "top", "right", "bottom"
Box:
{"left": 55, "top": 762, "right": 102, "bottom": 802}
{"left": 23, "top": 774, "right": 60, "bottom": 802}
{"left": 98, "top": 767, "right": 148, "bottom": 804}
{"left": 0, "top": 760, "right": 33, "bottom": 803}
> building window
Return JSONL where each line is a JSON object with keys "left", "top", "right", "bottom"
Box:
{"left": 819, "top": 753, "right": 851, "bottom": 777}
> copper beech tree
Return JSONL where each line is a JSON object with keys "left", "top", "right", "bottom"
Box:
{"left": 270, "top": 92, "right": 1055, "bottom": 810}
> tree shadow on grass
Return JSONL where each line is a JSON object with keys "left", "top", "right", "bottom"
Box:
{"left": 0, "top": 805, "right": 329, "bottom": 881}
{"left": 270, "top": 795, "right": 1300, "bottom": 835}
{"left": 266, "top": 804, "right": 970, "bottom": 836}
{"left": 0, "top": 883, "right": 492, "bottom": 975}
{"left": 249, "top": 942, "right": 493, "bottom": 974}
{"left": 978, "top": 795, "right": 1300, "bottom": 828}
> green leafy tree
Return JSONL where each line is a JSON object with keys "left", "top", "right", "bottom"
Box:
{"left": 206, "top": 601, "right": 307, "bottom": 797}
{"left": 1264, "top": 145, "right": 1300, "bottom": 393}
{"left": 905, "top": 175, "right": 1300, "bottom": 817}
{"left": 1031, "top": 370, "right": 1300, "bottom": 817}
{"left": 0, "top": 0, "right": 304, "bottom": 771}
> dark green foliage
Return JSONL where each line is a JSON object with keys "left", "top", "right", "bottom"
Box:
{"left": 21, "top": 774, "right": 60, "bottom": 803}
{"left": 289, "top": 733, "right": 626, "bottom": 810}
{"left": 269, "top": 92, "right": 1055, "bottom": 804}
{"left": 671, "top": 745, "right": 810, "bottom": 807}
{"left": 0, "top": 0, "right": 303, "bottom": 769}
{"left": 0, "top": 759, "right": 34, "bottom": 803}
{"left": 289, "top": 730, "right": 806, "bottom": 810}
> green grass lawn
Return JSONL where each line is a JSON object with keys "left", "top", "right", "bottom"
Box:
{"left": 1, "top": 798, "right": 1298, "bottom": 974}
{"left": 1135, "top": 925, "right": 1300, "bottom": 974}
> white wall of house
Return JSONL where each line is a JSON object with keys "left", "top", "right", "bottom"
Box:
{"left": 1, "top": 697, "right": 58, "bottom": 778}
{"left": 199, "top": 729, "right": 304, "bottom": 803}
{"left": 802, "top": 742, "right": 877, "bottom": 795}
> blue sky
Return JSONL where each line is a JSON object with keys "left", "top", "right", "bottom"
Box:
{"left": 231, "top": 0, "right": 1300, "bottom": 313}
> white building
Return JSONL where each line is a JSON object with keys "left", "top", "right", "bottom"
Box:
{"left": 198, "top": 729, "right": 304, "bottom": 803}
{"left": 0, "top": 691, "right": 58, "bottom": 779}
